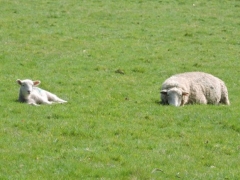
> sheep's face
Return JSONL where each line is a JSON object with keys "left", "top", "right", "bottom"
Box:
{"left": 161, "top": 87, "right": 188, "bottom": 107}
{"left": 17, "top": 79, "right": 40, "bottom": 97}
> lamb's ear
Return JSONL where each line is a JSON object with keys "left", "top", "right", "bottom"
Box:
{"left": 160, "top": 90, "right": 168, "bottom": 95}
{"left": 17, "top": 79, "right": 22, "bottom": 85}
{"left": 182, "top": 91, "right": 189, "bottom": 96}
{"left": 33, "top": 80, "right": 41, "bottom": 86}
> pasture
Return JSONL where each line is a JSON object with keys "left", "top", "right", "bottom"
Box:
{"left": 0, "top": 0, "right": 240, "bottom": 179}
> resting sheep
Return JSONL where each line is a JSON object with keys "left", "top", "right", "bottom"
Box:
{"left": 160, "top": 72, "right": 230, "bottom": 106}
{"left": 17, "top": 79, "right": 67, "bottom": 106}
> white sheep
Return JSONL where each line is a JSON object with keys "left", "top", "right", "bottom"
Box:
{"left": 17, "top": 79, "right": 67, "bottom": 106}
{"left": 160, "top": 72, "right": 230, "bottom": 106}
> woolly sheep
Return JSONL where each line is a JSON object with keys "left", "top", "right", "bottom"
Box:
{"left": 17, "top": 79, "right": 67, "bottom": 106}
{"left": 160, "top": 72, "right": 230, "bottom": 106}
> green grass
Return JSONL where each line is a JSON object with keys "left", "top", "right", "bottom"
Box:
{"left": 1, "top": 0, "right": 240, "bottom": 179}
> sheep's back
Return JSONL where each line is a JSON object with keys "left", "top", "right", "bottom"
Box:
{"left": 174, "top": 72, "right": 223, "bottom": 103}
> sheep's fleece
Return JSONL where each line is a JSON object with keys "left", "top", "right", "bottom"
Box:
{"left": 160, "top": 72, "right": 230, "bottom": 106}
{"left": 17, "top": 79, "right": 67, "bottom": 106}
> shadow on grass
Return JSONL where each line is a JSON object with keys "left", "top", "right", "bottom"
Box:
{"left": 154, "top": 100, "right": 162, "bottom": 105}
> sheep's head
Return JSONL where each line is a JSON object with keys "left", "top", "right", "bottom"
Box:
{"left": 161, "top": 87, "right": 189, "bottom": 107}
{"left": 17, "top": 79, "right": 41, "bottom": 96}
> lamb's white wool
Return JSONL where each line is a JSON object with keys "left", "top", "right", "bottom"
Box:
{"left": 17, "top": 79, "right": 67, "bottom": 106}
{"left": 160, "top": 72, "right": 230, "bottom": 107}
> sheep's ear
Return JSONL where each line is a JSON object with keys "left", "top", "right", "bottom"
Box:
{"left": 161, "top": 90, "right": 167, "bottom": 95}
{"left": 17, "top": 79, "right": 22, "bottom": 85}
{"left": 33, "top": 81, "right": 41, "bottom": 86}
{"left": 182, "top": 91, "right": 189, "bottom": 96}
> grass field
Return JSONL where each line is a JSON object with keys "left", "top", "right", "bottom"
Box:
{"left": 1, "top": 0, "right": 240, "bottom": 179}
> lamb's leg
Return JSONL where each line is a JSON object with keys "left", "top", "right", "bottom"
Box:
{"left": 31, "top": 92, "right": 53, "bottom": 105}
{"left": 27, "top": 99, "right": 40, "bottom": 106}
{"left": 41, "top": 100, "right": 53, "bottom": 105}
{"left": 54, "top": 96, "right": 67, "bottom": 103}
{"left": 45, "top": 91, "right": 67, "bottom": 103}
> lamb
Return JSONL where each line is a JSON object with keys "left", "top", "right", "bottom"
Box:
{"left": 17, "top": 79, "right": 67, "bottom": 106}
{"left": 160, "top": 72, "right": 230, "bottom": 106}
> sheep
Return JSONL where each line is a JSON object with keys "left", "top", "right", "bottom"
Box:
{"left": 17, "top": 79, "right": 67, "bottom": 106}
{"left": 160, "top": 72, "right": 230, "bottom": 106}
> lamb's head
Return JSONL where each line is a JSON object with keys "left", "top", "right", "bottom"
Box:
{"left": 17, "top": 79, "right": 41, "bottom": 97}
{"left": 161, "top": 87, "right": 189, "bottom": 107}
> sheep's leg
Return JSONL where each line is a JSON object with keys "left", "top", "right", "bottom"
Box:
{"left": 220, "top": 95, "right": 230, "bottom": 105}
{"left": 220, "top": 85, "right": 230, "bottom": 105}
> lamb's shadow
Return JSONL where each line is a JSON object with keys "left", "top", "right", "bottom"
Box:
{"left": 154, "top": 100, "right": 162, "bottom": 105}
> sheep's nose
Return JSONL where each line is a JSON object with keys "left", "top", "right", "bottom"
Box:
{"left": 27, "top": 90, "right": 31, "bottom": 94}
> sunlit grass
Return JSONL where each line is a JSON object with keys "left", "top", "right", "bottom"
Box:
{"left": 0, "top": 0, "right": 240, "bottom": 179}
